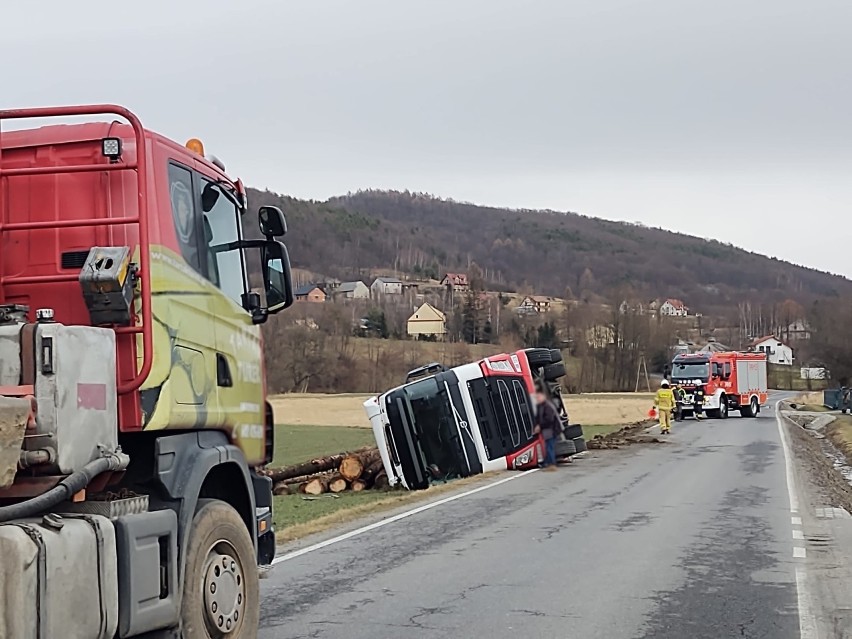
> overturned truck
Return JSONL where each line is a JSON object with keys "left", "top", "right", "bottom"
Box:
{"left": 363, "top": 348, "right": 584, "bottom": 489}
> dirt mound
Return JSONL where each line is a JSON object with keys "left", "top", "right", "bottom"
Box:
{"left": 587, "top": 420, "right": 661, "bottom": 449}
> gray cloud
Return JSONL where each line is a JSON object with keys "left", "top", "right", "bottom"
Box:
{"left": 3, "top": 0, "right": 851, "bottom": 274}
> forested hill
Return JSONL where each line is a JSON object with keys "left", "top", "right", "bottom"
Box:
{"left": 246, "top": 187, "right": 852, "bottom": 309}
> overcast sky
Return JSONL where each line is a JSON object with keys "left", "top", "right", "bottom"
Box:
{"left": 4, "top": 0, "right": 851, "bottom": 276}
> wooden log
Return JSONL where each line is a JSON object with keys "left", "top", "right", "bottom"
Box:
{"left": 263, "top": 446, "right": 375, "bottom": 482}
{"left": 351, "top": 479, "right": 366, "bottom": 492}
{"left": 328, "top": 475, "right": 348, "bottom": 493}
{"left": 303, "top": 477, "right": 328, "bottom": 495}
{"left": 339, "top": 456, "right": 364, "bottom": 481}
{"left": 361, "top": 459, "right": 385, "bottom": 486}
{"left": 373, "top": 471, "right": 389, "bottom": 490}
{"left": 273, "top": 482, "right": 299, "bottom": 496}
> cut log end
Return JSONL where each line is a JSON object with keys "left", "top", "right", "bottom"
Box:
{"left": 351, "top": 479, "right": 366, "bottom": 492}
{"left": 328, "top": 477, "right": 348, "bottom": 493}
{"left": 339, "top": 456, "right": 364, "bottom": 481}
{"left": 303, "top": 477, "right": 328, "bottom": 495}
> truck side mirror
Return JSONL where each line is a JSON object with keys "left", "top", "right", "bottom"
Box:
{"left": 258, "top": 206, "right": 287, "bottom": 238}
{"left": 262, "top": 241, "right": 293, "bottom": 314}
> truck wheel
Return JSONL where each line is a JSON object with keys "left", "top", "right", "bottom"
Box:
{"left": 525, "top": 348, "right": 552, "bottom": 368}
{"left": 555, "top": 439, "right": 576, "bottom": 457}
{"left": 562, "top": 424, "right": 583, "bottom": 440}
{"left": 181, "top": 500, "right": 259, "bottom": 638}
{"left": 543, "top": 362, "right": 566, "bottom": 380}
{"left": 740, "top": 397, "right": 758, "bottom": 418}
{"left": 549, "top": 349, "right": 563, "bottom": 364}
{"left": 718, "top": 396, "right": 728, "bottom": 419}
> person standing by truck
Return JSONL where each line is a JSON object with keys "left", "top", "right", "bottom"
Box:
{"left": 674, "top": 384, "right": 686, "bottom": 421}
{"left": 534, "top": 390, "right": 562, "bottom": 471}
{"left": 693, "top": 384, "right": 705, "bottom": 420}
{"left": 654, "top": 380, "right": 676, "bottom": 434}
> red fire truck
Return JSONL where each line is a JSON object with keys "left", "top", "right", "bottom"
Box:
{"left": 671, "top": 351, "right": 768, "bottom": 418}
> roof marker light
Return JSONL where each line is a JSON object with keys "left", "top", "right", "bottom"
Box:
{"left": 185, "top": 138, "right": 205, "bottom": 156}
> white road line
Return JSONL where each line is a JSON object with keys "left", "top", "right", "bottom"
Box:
{"left": 796, "top": 567, "right": 819, "bottom": 638}
{"left": 793, "top": 530, "right": 804, "bottom": 540}
{"left": 775, "top": 400, "right": 817, "bottom": 639}
{"left": 776, "top": 401, "right": 800, "bottom": 513}
{"left": 271, "top": 469, "right": 540, "bottom": 565}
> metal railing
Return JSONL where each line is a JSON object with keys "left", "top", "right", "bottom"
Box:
{"left": 0, "top": 105, "right": 152, "bottom": 394}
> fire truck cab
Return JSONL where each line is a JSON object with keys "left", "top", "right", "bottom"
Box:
{"left": 671, "top": 351, "right": 768, "bottom": 418}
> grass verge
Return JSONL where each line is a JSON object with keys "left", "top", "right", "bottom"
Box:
{"left": 798, "top": 404, "right": 829, "bottom": 413}
{"left": 273, "top": 474, "right": 500, "bottom": 544}
{"left": 272, "top": 424, "right": 376, "bottom": 467}
{"left": 827, "top": 415, "right": 852, "bottom": 459}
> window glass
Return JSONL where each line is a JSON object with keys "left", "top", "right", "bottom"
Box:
{"left": 496, "top": 379, "right": 521, "bottom": 447}
{"left": 200, "top": 179, "right": 245, "bottom": 305}
{"left": 168, "top": 163, "right": 201, "bottom": 273}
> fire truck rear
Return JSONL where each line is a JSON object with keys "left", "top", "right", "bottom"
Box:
{"left": 671, "top": 351, "right": 768, "bottom": 418}
{"left": 0, "top": 105, "right": 294, "bottom": 638}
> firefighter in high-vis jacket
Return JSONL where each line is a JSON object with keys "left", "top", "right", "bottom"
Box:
{"left": 654, "top": 379, "right": 676, "bottom": 434}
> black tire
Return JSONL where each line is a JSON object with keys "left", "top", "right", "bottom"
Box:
{"left": 549, "top": 349, "right": 563, "bottom": 364}
{"left": 740, "top": 396, "right": 758, "bottom": 418}
{"left": 555, "top": 439, "right": 576, "bottom": 457}
{"left": 573, "top": 437, "right": 587, "bottom": 453}
{"left": 562, "top": 424, "right": 583, "bottom": 440}
{"left": 525, "top": 348, "right": 552, "bottom": 368}
{"left": 542, "top": 362, "right": 566, "bottom": 380}
{"left": 181, "top": 500, "right": 259, "bottom": 638}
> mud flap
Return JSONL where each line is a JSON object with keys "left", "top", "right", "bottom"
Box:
{"left": 0, "top": 397, "right": 29, "bottom": 489}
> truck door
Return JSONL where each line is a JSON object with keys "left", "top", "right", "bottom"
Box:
{"left": 141, "top": 162, "right": 222, "bottom": 430}
{"left": 195, "top": 176, "right": 266, "bottom": 466}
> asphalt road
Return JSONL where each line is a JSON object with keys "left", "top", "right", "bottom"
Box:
{"left": 260, "top": 392, "right": 805, "bottom": 638}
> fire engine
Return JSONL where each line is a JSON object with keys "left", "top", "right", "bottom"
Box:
{"left": 0, "top": 105, "right": 294, "bottom": 638}
{"left": 671, "top": 351, "right": 768, "bottom": 418}
{"left": 364, "top": 348, "right": 584, "bottom": 489}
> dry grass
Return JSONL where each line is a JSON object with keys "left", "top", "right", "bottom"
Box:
{"left": 270, "top": 391, "right": 655, "bottom": 429}
{"left": 270, "top": 394, "right": 375, "bottom": 428}
{"left": 827, "top": 415, "right": 852, "bottom": 459}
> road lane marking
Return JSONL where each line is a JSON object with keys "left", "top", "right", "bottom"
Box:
{"left": 793, "top": 530, "right": 804, "bottom": 540}
{"left": 776, "top": 400, "right": 818, "bottom": 639}
{"left": 796, "top": 567, "right": 819, "bottom": 638}
{"left": 776, "top": 401, "right": 800, "bottom": 513}
{"left": 271, "top": 468, "right": 540, "bottom": 565}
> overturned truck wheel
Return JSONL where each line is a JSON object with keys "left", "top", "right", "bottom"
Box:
{"left": 181, "top": 499, "right": 260, "bottom": 638}
{"left": 525, "top": 348, "right": 553, "bottom": 368}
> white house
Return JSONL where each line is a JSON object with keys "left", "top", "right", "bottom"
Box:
{"left": 516, "top": 295, "right": 552, "bottom": 314}
{"left": 371, "top": 276, "right": 403, "bottom": 295}
{"left": 336, "top": 281, "right": 370, "bottom": 299}
{"left": 751, "top": 335, "right": 793, "bottom": 366}
{"left": 659, "top": 298, "right": 689, "bottom": 317}
{"left": 406, "top": 302, "right": 447, "bottom": 337}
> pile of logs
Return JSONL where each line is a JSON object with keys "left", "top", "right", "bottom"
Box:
{"left": 263, "top": 446, "right": 390, "bottom": 496}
